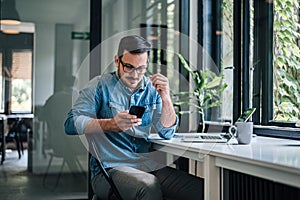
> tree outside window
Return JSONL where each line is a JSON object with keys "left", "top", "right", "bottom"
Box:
{"left": 273, "top": 0, "right": 300, "bottom": 122}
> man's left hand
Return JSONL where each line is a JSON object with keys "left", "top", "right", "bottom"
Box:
{"left": 149, "top": 73, "right": 171, "bottom": 100}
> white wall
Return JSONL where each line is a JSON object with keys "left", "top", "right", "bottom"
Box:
{"left": 34, "top": 23, "right": 55, "bottom": 105}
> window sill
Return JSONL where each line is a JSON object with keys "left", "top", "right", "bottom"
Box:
{"left": 254, "top": 125, "right": 300, "bottom": 140}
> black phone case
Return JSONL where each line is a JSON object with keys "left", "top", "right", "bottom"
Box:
{"left": 129, "top": 106, "right": 146, "bottom": 118}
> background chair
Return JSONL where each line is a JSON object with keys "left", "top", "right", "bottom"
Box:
{"left": 42, "top": 118, "right": 87, "bottom": 190}
{"left": 5, "top": 118, "right": 28, "bottom": 159}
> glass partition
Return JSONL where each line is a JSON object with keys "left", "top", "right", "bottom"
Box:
{"left": 0, "top": 0, "right": 90, "bottom": 199}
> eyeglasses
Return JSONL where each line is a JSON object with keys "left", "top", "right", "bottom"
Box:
{"left": 119, "top": 59, "right": 148, "bottom": 74}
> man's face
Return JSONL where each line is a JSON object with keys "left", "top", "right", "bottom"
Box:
{"left": 115, "top": 51, "right": 148, "bottom": 91}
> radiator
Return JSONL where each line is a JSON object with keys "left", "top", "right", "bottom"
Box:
{"left": 223, "top": 169, "right": 300, "bottom": 200}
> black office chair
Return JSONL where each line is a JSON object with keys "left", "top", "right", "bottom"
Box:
{"left": 89, "top": 140, "right": 123, "bottom": 200}
{"left": 5, "top": 118, "right": 27, "bottom": 159}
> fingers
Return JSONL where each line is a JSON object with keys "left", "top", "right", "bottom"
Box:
{"left": 114, "top": 111, "right": 142, "bottom": 131}
{"left": 150, "top": 73, "right": 170, "bottom": 95}
{"left": 150, "top": 73, "right": 168, "bottom": 84}
{"left": 150, "top": 73, "right": 168, "bottom": 86}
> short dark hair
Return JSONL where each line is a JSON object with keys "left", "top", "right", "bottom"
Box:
{"left": 117, "top": 35, "right": 151, "bottom": 58}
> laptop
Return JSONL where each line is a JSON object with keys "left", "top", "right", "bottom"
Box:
{"left": 177, "top": 108, "right": 256, "bottom": 143}
{"left": 175, "top": 133, "right": 228, "bottom": 143}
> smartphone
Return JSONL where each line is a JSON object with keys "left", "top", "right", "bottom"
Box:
{"left": 129, "top": 106, "right": 146, "bottom": 118}
{"left": 235, "top": 108, "right": 256, "bottom": 123}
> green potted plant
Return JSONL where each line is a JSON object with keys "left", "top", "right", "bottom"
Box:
{"left": 173, "top": 53, "right": 228, "bottom": 132}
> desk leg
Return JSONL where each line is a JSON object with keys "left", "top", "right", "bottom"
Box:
{"left": 204, "top": 156, "right": 220, "bottom": 200}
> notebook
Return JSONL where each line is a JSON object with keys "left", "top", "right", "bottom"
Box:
{"left": 175, "top": 133, "right": 228, "bottom": 143}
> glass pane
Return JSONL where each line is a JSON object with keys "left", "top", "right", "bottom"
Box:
{"left": 221, "top": 0, "right": 255, "bottom": 123}
{"left": 0, "top": 1, "right": 90, "bottom": 199}
{"left": 30, "top": 0, "right": 90, "bottom": 197}
{"left": 221, "top": 0, "right": 234, "bottom": 122}
{"left": 11, "top": 51, "right": 32, "bottom": 113}
{"left": 273, "top": 1, "right": 300, "bottom": 122}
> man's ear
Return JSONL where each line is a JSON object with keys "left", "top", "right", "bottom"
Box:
{"left": 114, "top": 55, "right": 119, "bottom": 68}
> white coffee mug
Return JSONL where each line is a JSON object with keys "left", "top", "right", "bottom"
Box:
{"left": 228, "top": 122, "right": 253, "bottom": 144}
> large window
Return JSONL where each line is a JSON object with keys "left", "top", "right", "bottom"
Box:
{"left": 199, "top": 0, "right": 300, "bottom": 138}
{"left": 11, "top": 50, "right": 32, "bottom": 113}
{"left": 229, "top": 0, "right": 300, "bottom": 138}
{"left": 100, "top": 0, "right": 299, "bottom": 137}
{"left": 252, "top": 0, "right": 300, "bottom": 138}
{"left": 0, "top": 33, "right": 33, "bottom": 114}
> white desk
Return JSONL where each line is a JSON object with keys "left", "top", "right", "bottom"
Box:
{"left": 151, "top": 135, "right": 300, "bottom": 200}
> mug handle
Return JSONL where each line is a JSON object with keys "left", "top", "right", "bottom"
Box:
{"left": 228, "top": 125, "right": 237, "bottom": 138}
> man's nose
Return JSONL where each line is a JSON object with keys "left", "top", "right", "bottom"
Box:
{"left": 130, "top": 69, "right": 139, "bottom": 77}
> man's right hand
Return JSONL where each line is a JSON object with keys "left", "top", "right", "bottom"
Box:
{"left": 84, "top": 110, "right": 142, "bottom": 134}
{"left": 112, "top": 110, "right": 142, "bottom": 132}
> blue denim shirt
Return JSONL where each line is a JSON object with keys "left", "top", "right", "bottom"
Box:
{"left": 64, "top": 72, "right": 178, "bottom": 178}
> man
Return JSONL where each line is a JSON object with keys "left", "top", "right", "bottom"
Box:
{"left": 65, "top": 35, "right": 203, "bottom": 200}
{"left": 42, "top": 76, "right": 85, "bottom": 172}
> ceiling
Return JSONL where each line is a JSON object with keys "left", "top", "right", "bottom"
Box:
{"left": 16, "top": 0, "right": 90, "bottom": 24}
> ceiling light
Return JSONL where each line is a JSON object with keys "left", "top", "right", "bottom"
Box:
{"left": 0, "top": 0, "right": 21, "bottom": 25}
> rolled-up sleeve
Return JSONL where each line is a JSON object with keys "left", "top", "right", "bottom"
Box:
{"left": 152, "top": 95, "right": 178, "bottom": 140}
{"left": 155, "top": 115, "right": 178, "bottom": 140}
{"left": 64, "top": 77, "right": 100, "bottom": 135}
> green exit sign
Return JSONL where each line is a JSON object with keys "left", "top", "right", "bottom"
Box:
{"left": 71, "top": 32, "right": 90, "bottom": 40}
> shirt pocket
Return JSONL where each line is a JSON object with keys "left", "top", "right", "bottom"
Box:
{"left": 101, "top": 101, "right": 125, "bottom": 118}
{"left": 140, "top": 103, "right": 156, "bottom": 127}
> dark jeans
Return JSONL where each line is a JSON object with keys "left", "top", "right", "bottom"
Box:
{"left": 92, "top": 166, "right": 204, "bottom": 200}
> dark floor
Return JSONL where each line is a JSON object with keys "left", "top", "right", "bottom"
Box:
{"left": 0, "top": 149, "right": 88, "bottom": 200}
